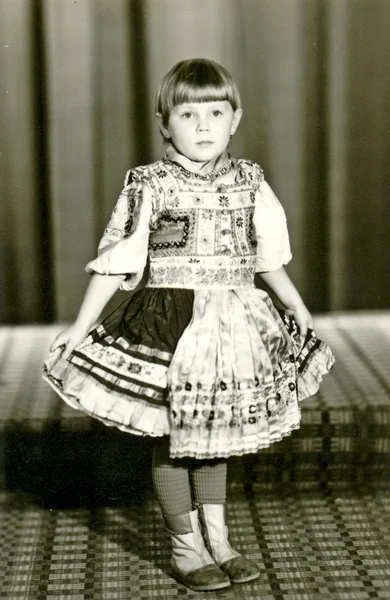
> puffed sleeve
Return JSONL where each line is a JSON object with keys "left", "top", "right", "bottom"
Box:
{"left": 85, "top": 170, "right": 152, "bottom": 290}
{"left": 253, "top": 179, "right": 292, "bottom": 272}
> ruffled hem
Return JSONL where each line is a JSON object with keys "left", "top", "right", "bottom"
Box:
{"left": 43, "top": 288, "right": 195, "bottom": 438}
{"left": 167, "top": 380, "right": 303, "bottom": 459}
{"left": 279, "top": 312, "right": 336, "bottom": 401}
{"left": 42, "top": 287, "right": 335, "bottom": 459}
{"left": 169, "top": 420, "right": 302, "bottom": 459}
{"left": 43, "top": 363, "right": 170, "bottom": 437}
{"left": 297, "top": 341, "right": 335, "bottom": 400}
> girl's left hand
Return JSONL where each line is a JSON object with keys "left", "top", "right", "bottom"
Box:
{"left": 287, "top": 303, "right": 314, "bottom": 338}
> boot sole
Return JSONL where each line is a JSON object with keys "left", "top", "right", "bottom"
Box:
{"left": 230, "top": 571, "right": 260, "bottom": 584}
{"left": 172, "top": 568, "right": 231, "bottom": 591}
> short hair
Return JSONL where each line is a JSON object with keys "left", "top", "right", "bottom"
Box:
{"left": 156, "top": 58, "right": 241, "bottom": 126}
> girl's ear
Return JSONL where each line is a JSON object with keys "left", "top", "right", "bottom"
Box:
{"left": 230, "top": 108, "right": 243, "bottom": 136}
{"left": 156, "top": 112, "right": 171, "bottom": 139}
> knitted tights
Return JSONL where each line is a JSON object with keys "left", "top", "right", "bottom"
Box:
{"left": 152, "top": 438, "right": 227, "bottom": 516}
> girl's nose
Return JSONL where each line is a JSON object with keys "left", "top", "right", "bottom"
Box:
{"left": 197, "top": 118, "right": 210, "bottom": 131}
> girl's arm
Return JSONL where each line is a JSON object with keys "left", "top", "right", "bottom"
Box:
{"left": 50, "top": 273, "right": 123, "bottom": 359}
{"left": 257, "top": 267, "right": 314, "bottom": 336}
{"left": 50, "top": 170, "right": 151, "bottom": 360}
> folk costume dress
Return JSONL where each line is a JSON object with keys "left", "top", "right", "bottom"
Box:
{"left": 43, "top": 150, "right": 335, "bottom": 460}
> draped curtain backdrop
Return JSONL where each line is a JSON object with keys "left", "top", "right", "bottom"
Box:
{"left": 0, "top": 0, "right": 389, "bottom": 322}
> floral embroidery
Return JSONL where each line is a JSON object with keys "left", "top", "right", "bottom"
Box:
{"left": 214, "top": 269, "right": 228, "bottom": 283}
{"left": 104, "top": 226, "right": 126, "bottom": 238}
{"left": 218, "top": 195, "right": 229, "bottom": 207}
{"left": 156, "top": 169, "right": 168, "bottom": 178}
{"left": 126, "top": 363, "right": 141, "bottom": 374}
{"left": 96, "top": 158, "right": 288, "bottom": 292}
{"left": 166, "top": 158, "right": 233, "bottom": 181}
{"left": 148, "top": 262, "right": 256, "bottom": 288}
{"left": 169, "top": 371, "right": 297, "bottom": 432}
{"left": 165, "top": 266, "right": 184, "bottom": 284}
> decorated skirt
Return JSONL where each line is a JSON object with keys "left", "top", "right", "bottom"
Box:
{"left": 43, "top": 287, "right": 335, "bottom": 459}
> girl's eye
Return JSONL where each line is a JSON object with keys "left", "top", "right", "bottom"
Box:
{"left": 182, "top": 112, "right": 193, "bottom": 119}
{"left": 212, "top": 110, "right": 223, "bottom": 117}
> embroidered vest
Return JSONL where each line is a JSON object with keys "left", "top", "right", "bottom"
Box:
{"left": 129, "top": 159, "right": 264, "bottom": 289}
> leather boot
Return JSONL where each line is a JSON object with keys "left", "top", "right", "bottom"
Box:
{"left": 164, "top": 509, "right": 231, "bottom": 591}
{"left": 197, "top": 503, "right": 260, "bottom": 584}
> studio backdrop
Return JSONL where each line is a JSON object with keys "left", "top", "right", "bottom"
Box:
{"left": 0, "top": 0, "right": 389, "bottom": 322}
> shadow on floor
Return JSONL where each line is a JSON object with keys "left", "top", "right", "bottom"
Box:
{"left": 1, "top": 421, "right": 154, "bottom": 508}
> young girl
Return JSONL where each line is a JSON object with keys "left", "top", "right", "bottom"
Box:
{"left": 44, "top": 58, "right": 335, "bottom": 592}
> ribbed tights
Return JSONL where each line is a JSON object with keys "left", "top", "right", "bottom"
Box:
{"left": 152, "top": 438, "right": 227, "bottom": 516}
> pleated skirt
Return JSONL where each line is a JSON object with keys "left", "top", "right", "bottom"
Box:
{"left": 43, "top": 287, "right": 335, "bottom": 459}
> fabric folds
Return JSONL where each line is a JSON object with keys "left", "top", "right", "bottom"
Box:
{"left": 253, "top": 181, "right": 292, "bottom": 273}
{"left": 43, "top": 287, "right": 335, "bottom": 459}
{"left": 85, "top": 173, "right": 152, "bottom": 291}
{"left": 43, "top": 289, "right": 194, "bottom": 437}
{"left": 167, "top": 288, "right": 333, "bottom": 458}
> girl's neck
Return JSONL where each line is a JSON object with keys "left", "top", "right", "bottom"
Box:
{"left": 164, "top": 142, "right": 230, "bottom": 175}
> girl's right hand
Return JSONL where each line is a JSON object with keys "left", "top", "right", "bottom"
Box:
{"left": 50, "top": 324, "right": 89, "bottom": 361}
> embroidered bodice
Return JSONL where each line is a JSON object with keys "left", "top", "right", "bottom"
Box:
{"left": 86, "top": 158, "right": 292, "bottom": 290}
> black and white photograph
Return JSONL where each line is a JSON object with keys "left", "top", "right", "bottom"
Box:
{"left": 0, "top": 0, "right": 389, "bottom": 598}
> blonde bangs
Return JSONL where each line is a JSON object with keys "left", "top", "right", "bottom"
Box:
{"left": 156, "top": 59, "right": 241, "bottom": 125}
{"left": 170, "top": 82, "right": 236, "bottom": 110}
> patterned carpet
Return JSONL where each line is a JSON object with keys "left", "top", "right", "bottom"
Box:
{"left": 1, "top": 487, "right": 390, "bottom": 599}
{"left": 0, "top": 312, "right": 390, "bottom": 598}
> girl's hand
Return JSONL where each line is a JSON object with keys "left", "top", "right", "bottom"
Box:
{"left": 50, "top": 324, "right": 89, "bottom": 360}
{"left": 286, "top": 303, "right": 314, "bottom": 339}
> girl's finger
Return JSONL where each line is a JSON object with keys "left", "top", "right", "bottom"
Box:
{"left": 50, "top": 334, "right": 66, "bottom": 353}
{"left": 50, "top": 345, "right": 65, "bottom": 362}
{"left": 62, "top": 342, "right": 75, "bottom": 360}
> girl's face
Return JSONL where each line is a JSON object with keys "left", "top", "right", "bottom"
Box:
{"left": 158, "top": 101, "right": 242, "bottom": 163}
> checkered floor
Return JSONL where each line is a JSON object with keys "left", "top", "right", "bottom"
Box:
{"left": 1, "top": 487, "right": 390, "bottom": 599}
{"left": 0, "top": 312, "right": 390, "bottom": 598}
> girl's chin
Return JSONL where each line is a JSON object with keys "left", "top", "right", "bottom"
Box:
{"left": 171, "top": 142, "right": 228, "bottom": 165}
{"left": 187, "top": 150, "right": 224, "bottom": 164}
